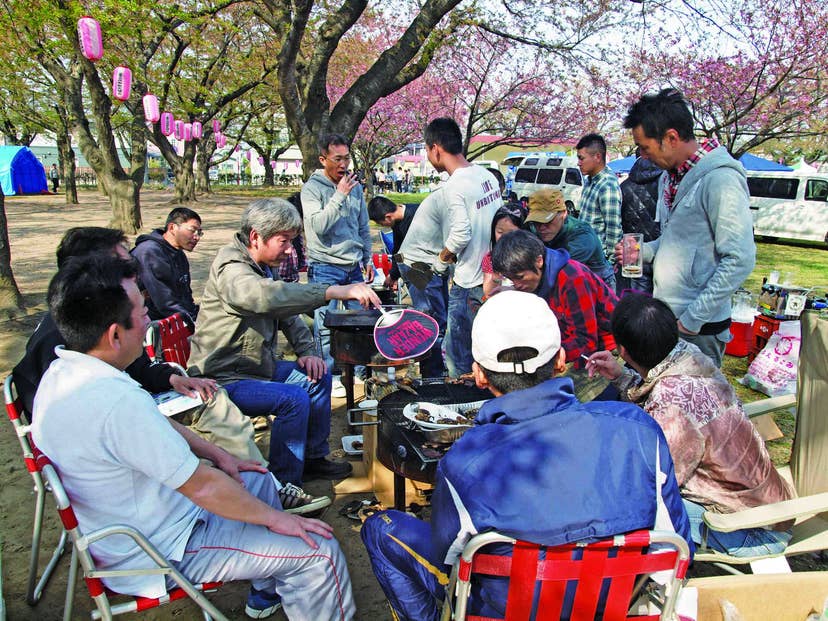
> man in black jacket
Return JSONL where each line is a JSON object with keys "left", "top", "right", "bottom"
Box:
{"left": 618, "top": 157, "right": 662, "bottom": 294}
{"left": 131, "top": 207, "right": 202, "bottom": 325}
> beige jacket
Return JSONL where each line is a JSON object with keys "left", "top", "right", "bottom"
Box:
{"left": 188, "top": 233, "right": 328, "bottom": 382}
{"left": 618, "top": 340, "right": 794, "bottom": 525}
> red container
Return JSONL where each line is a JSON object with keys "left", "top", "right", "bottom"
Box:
{"left": 726, "top": 321, "right": 753, "bottom": 357}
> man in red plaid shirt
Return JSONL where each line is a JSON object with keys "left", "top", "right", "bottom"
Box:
{"left": 492, "top": 229, "right": 617, "bottom": 400}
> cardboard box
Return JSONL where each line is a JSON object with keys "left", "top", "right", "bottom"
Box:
{"left": 688, "top": 572, "right": 828, "bottom": 620}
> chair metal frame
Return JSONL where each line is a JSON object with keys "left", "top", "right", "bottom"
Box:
{"left": 3, "top": 375, "right": 68, "bottom": 606}
{"left": 442, "top": 529, "right": 691, "bottom": 621}
{"left": 34, "top": 449, "right": 229, "bottom": 621}
{"left": 144, "top": 312, "right": 192, "bottom": 370}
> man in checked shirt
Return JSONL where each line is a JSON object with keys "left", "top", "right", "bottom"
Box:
{"left": 619, "top": 89, "right": 755, "bottom": 367}
{"left": 576, "top": 133, "right": 622, "bottom": 290}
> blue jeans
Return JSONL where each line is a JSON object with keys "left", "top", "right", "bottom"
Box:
{"left": 683, "top": 499, "right": 792, "bottom": 557}
{"left": 224, "top": 361, "right": 332, "bottom": 486}
{"left": 308, "top": 262, "right": 365, "bottom": 371}
{"left": 445, "top": 283, "right": 484, "bottom": 377}
{"left": 399, "top": 264, "right": 448, "bottom": 377}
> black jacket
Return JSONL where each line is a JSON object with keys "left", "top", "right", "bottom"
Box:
{"left": 389, "top": 204, "right": 419, "bottom": 280}
{"left": 131, "top": 229, "right": 198, "bottom": 322}
{"left": 620, "top": 158, "right": 662, "bottom": 242}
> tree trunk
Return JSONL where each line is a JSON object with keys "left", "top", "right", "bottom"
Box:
{"left": 0, "top": 188, "right": 24, "bottom": 315}
{"left": 104, "top": 176, "right": 141, "bottom": 233}
{"left": 263, "top": 164, "right": 274, "bottom": 186}
{"left": 195, "top": 147, "right": 212, "bottom": 194}
{"left": 57, "top": 132, "right": 79, "bottom": 204}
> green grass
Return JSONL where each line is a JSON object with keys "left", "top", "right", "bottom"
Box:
{"left": 745, "top": 240, "right": 828, "bottom": 292}
{"left": 211, "top": 185, "right": 301, "bottom": 198}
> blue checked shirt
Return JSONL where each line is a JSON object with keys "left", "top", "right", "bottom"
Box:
{"left": 578, "top": 167, "right": 622, "bottom": 264}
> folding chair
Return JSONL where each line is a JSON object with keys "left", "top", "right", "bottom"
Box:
{"left": 144, "top": 312, "right": 193, "bottom": 372}
{"left": 694, "top": 310, "right": 828, "bottom": 573}
{"left": 442, "top": 529, "right": 691, "bottom": 621}
{"left": 33, "top": 448, "right": 229, "bottom": 621}
{"left": 3, "top": 375, "right": 68, "bottom": 606}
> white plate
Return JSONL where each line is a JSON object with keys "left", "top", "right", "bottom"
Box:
{"left": 341, "top": 434, "right": 364, "bottom": 456}
{"left": 402, "top": 400, "right": 488, "bottom": 430}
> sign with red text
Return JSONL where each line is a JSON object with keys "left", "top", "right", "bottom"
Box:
{"left": 374, "top": 309, "right": 439, "bottom": 361}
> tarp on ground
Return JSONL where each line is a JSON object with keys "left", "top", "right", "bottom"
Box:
{"left": 0, "top": 146, "right": 49, "bottom": 195}
{"left": 739, "top": 153, "right": 793, "bottom": 172}
{"left": 607, "top": 156, "right": 637, "bottom": 174}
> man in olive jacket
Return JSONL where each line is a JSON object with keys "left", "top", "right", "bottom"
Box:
{"left": 189, "top": 198, "right": 381, "bottom": 485}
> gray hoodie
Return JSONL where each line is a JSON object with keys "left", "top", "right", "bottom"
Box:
{"left": 643, "top": 146, "right": 755, "bottom": 333}
{"left": 300, "top": 170, "right": 372, "bottom": 267}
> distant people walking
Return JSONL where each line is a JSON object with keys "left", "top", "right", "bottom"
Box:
{"left": 49, "top": 164, "right": 60, "bottom": 193}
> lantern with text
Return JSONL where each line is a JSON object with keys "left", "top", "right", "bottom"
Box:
{"left": 77, "top": 17, "right": 103, "bottom": 61}
{"left": 212, "top": 120, "right": 220, "bottom": 133}
{"left": 191, "top": 121, "right": 202, "bottom": 139}
{"left": 174, "top": 120, "right": 184, "bottom": 140}
{"left": 160, "top": 112, "right": 174, "bottom": 136}
{"left": 111, "top": 66, "right": 131, "bottom": 101}
{"left": 143, "top": 95, "right": 160, "bottom": 123}
{"left": 184, "top": 123, "right": 193, "bottom": 141}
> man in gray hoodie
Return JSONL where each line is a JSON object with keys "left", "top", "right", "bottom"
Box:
{"left": 621, "top": 89, "right": 756, "bottom": 367}
{"left": 301, "top": 134, "right": 374, "bottom": 396}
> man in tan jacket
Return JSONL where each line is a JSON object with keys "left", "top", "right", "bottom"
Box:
{"left": 189, "top": 198, "right": 381, "bottom": 488}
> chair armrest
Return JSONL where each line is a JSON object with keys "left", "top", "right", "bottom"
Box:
{"left": 164, "top": 362, "right": 189, "bottom": 377}
{"left": 743, "top": 394, "right": 796, "bottom": 418}
{"left": 702, "top": 492, "right": 828, "bottom": 532}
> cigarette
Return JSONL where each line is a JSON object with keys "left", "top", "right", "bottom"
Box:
{"left": 581, "top": 354, "right": 591, "bottom": 363}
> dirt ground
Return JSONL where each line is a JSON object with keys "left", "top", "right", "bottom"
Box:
{"left": 0, "top": 189, "right": 394, "bottom": 620}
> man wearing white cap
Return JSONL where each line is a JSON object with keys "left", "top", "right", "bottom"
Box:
{"left": 361, "top": 291, "right": 691, "bottom": 621}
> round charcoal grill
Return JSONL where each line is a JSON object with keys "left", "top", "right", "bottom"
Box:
{"left": 375, "top": 380, "right": 491, "bottom": 504}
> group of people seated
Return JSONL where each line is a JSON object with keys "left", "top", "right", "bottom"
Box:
{"left": 12, "top": 87, "right": 794, "bottom": 621}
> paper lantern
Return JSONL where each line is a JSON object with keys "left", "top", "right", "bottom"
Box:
{"left": 270, "top": 160, "right": 277, "bottom": 169}
{"left": 191, "top": 121, "right": 202, "bottom": 139}
{"left": 212, "top": 119, "right": 220, "bottom": 133}
{"left": 111, "top": 66, "right": 132, "bottom": 101}
{"left": 160, "top": 112, "right": 174, "bottom": 136}
{"left": 77, "top": 17, "right": 103, "bottom": 62}
{"left": 174, "top": 120, "right": 184, "bottom": 140}
{"left": 184, "top": 123, "right": 193, "bottom": 141}
{"left": 216, "top": 134, "right": 227, "bottom": 148}
{"left": 245, "top": 150, "right": 252, "bottom": 161}
{"left": 257, "top": 156, "right": 264, "bottom": 165}
{"left": 142, "top": 94, "right": 160, "bottom": 123}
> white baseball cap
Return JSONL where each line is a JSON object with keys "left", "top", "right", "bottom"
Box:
{"left": 471, "top": 290, "right": 562, "bottom": 374}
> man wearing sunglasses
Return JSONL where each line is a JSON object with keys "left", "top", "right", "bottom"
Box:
{"left": 132, "top": 207, "right": 203, "bottom": 326}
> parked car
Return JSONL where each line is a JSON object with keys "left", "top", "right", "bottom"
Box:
{"left": 748, "top": 170, "right": 828, "bottom": 244}
{"left": 503, "top": 153, "right": 583, "bottom": 215}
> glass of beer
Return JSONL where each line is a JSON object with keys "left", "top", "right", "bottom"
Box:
{"left": 621, "top": 233, "right": 644, "bottom": 278}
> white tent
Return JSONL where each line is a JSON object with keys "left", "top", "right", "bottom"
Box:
{"left": 791, "top": 157, "right": 818, "bottom": 173}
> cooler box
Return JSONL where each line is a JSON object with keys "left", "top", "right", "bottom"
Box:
{"left": 725, "top": 320, "right": 753, "bottom": 357}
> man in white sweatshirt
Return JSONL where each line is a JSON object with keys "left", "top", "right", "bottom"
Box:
{"left": 424, "top": 118, "right": 502, "bottom": 376}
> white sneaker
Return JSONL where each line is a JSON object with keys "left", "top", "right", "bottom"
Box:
{"left": 332, "top": 376, "right": 346, "bottom": 398}
{"left": 278, "top": 483, "right": 331, "bottom": 516}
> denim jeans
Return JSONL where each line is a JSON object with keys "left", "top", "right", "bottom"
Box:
{"left": 683, "top": 499, "right": 792, "bottom": 557}
{"left": 308, "top": 262, "right": 365, "bottom": 371}
{"left": 399, "top": 264, "right": 448, "bottom": 377}
{"left": 224, "top": 361, "right": 332, "bottom": 485}
{"left": 445, "top": 283, "right": 484, "bottom": 377}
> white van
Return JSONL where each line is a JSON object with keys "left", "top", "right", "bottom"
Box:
{"left": 747, "top": 170, "right": 828, "bottom": 244}
{"left": 502, "top": 153, "right": 583, "bottom": 214}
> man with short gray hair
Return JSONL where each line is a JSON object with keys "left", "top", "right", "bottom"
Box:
{"left": 189, "top": 198, "right": 382, "bottom": 486}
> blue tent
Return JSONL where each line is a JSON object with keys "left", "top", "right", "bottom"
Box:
{"left": 607, "top": 156, "right": 637, "bottom": 174}
{"left": 0, "top": 146, "right": 49, "bottom": 195}
{"left": 738, "top": 153, "right": 793, "bottom": 172}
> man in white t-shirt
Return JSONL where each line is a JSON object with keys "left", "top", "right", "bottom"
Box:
{"left": 32, "top": 254, "right": 355, "bottom": 620}
{"left": 424, "top": 117, "right": 502, "bottom": 376}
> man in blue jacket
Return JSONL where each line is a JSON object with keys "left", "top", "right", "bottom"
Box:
{"left": 361, "top": 291, "right": 692, "bottom": 621}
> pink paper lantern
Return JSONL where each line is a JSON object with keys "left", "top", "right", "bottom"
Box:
{"left": 77, "top": 17, "right": 103, "bottom": 62}
{"left": 174, "top": 120, "right": 184, "bottom": 140}
{"left": 191, "top": 121, "right": 202, "bottom": 139}
{"left": 183, "top": 123, "right": 193, "bottom": 141}
{"left": 217, "top": 134, "right": 227, "bottom": 148}
{"left": 245, "top": 150, "right": 252, "bottom": 161}
{"left": 142, "top": 94, "right": 160, "bottom": 123}
{"left": 111, "top": 66, "right": 132, "bottom": 101}
{"left": 160, "top": 112, "right": 174, "bottom": 136}
{"left": 257, "top": 156, "right": 264, "bottom": 165}
{"left": 294, "top": 159, "right": 301, "bottom": 168}
{"left": 212, "top": 119, "right": 220, "bottom": 133}
{"left": 270, "top": 160, "right": 277, "bottom": 169}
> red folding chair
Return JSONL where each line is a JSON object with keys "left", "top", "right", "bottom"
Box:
{"left": 442, "top": 529, "right": 691, "bottom": 621}
{"left": 144, "top": 313, "right": 193, "bottom": 370}
{"left": 33, "top": 448, "right": 229, "bottom": 621}
{"left": 3, "top": 375, "right": 68, "bottom": 606}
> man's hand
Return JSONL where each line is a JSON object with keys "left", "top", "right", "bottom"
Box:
{"left": 613, "top": 240, "right": 624, "bottom": 265}
{"left": 677, "top": 319, "right": 699, "bottom": 335}
{"left": 266, "top": 512, "right": 334, "bottom": 549}
{"left": 383, "top": 275, "right": 398, "bottom": 290}
{"left": 326, "top": 282, "right": 383, "bottom": 309}
{"left": 297, "top": 355, "right": 327, "bottom": 382}
{"left": 438, "top": 248, "right": 457, "bottom": 263}
{"left": 336, "top": 172, "right": 359, "bottom": 196}
{"left": 169, "top": 374, "right": 218, "bottom": 401}
{"left": 584, "top": 351, "right": 624, "bottom": 380}
{"left": 212, "top": 450, "right": 268, "bottom": 485}
{"left": 432, "top": 257, "right": 452, "bottom": 276}
{"left": 363, "top": 262, "right": 375, "bottom": 284}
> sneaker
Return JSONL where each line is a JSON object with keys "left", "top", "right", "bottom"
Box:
{"left": 332, "top": 376, "right": 346, "bottom": 398}
{"left": 304, "top": 456, "right": 353, "bottom": 481}
{"left": 245, "top": 587, "right": 282, "bottom": 619}
{"left": 278, "top": 482, "right": 332, "bottom": 516}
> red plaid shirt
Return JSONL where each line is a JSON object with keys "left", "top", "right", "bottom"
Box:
{"left": 541, "top": 259, "right": 617, "bottom": 366}
{"left": 663, "top": 138, "right": 719, "bottom": 211}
